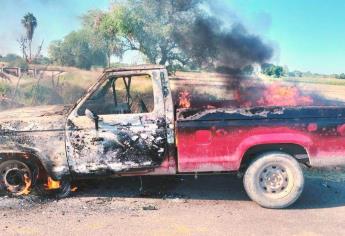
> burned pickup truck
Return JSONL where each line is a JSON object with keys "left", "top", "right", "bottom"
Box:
{"left": 1, "top": 65, "right": 345, "bottom": 208}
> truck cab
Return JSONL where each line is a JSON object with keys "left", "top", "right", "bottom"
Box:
{"left": 66, "top": 65, "right": 175, "bottom": 176}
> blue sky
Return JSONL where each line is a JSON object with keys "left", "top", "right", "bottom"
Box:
{"left": 1, "top": 0, "right": 344, "bottom": 74}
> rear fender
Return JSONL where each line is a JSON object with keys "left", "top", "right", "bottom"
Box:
{"left": 236, "top": 133, "right": 313, "bottom": 167}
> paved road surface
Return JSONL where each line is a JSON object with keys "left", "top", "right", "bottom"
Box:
{"left": 0, "top": 173, "right": 344, "bottom": 236}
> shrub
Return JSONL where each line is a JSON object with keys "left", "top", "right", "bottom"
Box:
{"left": 0, "top": 82, "right": 12, "bottom": 96}
{"left": 8, "top": 58, "right": 28, "bottom": 70}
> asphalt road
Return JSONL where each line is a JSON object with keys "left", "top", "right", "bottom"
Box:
{"left": 0, "top": 172, "right": 345, "bottom": 236}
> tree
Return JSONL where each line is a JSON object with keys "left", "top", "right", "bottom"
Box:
{"left": 82, "top": 0, "right": 202, "bottom": 68}
{"left": 261, "top": 63, "right": 284, "bottom": 78}
{"left": 242, "top": 65, "right": 254, "bottom": 75}
{"left": 21, "top": 13, "right": 38, "bottom": 61}
{"left": 273, "top": 66, "right": 284, "bottom": 78}
{"left": 49, "top": 30, "right": 107, "bottom": 69}
{"left": 336, "top": 73, "right": 345, "bottom": 80}
{"left": 50, "top": 0, "right": 272, "bottom": 71}
{"left": 261, "top": 63, "right": 275, "bottom": 76}
{"left": 81, "top": 9, "right": 124, "bottom": 67}
{"left": 2, "top": 54, "right": 21, "bottom": 62}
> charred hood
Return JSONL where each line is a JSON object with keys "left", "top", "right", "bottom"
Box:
{"left": 0, "top": 105, "right": 72, "bottom": 132}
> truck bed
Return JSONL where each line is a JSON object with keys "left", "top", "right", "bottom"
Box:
{"left": 175, "top": 106, "right": 345, "bottom": 172}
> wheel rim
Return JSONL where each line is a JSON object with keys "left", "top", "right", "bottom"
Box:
{"left": 0, "top": 160, "right": 32, "bottom": 195}
{"left": 257, "top": 163, "right": 293, "bottom": 199}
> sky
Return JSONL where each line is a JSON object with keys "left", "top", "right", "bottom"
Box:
{"left": 0, "top": 0, "right": 344, "bottom": 74}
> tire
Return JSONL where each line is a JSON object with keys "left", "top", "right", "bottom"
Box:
{"left": 53, "top": 179, "right": 72, "bottom": 199}
{"left": 0, "top": 159, "right": 36, "bottom": 196}
{"left": 243, "top": 152, "right": 304, "bottom": 209}
{"left": 35, "top": 179, "right": 72, "bottom": 199}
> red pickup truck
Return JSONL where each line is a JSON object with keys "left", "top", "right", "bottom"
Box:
{"left": 1, "top": 65, "right": 345, "bottom": 208}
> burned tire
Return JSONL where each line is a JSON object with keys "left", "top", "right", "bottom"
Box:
{"left": 0, "top": 160, "right": 34, "bottom": 196}
{"left": 52, "top": 179, "right": 72, "bottom": 199}
{"left": 243, "top": 152, "right": 304, "bottom": 209}
{"left": 35, "top": 179, "right": 72, "bottom": 199}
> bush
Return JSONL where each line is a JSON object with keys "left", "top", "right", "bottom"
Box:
{"left": 0, "top": 82, "right": 12, "bottom": 95}
{"left": 17, "top": 83, "right": 63, "bottom": 105}
{"left": 32, "top": 56, "right": 52, "bottom": 65}
{"left": 8, "top": 58, "right": 28, "bottom": 70}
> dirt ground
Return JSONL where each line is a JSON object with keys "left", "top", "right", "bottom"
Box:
{"left": 1, "top": 169, "right": 345, "bottom": 236}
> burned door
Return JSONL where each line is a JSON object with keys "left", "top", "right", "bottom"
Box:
{"left": 66, "top": 71, "right": 168, "bottom": 175}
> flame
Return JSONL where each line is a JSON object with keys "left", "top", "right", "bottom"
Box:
{"left": 178, "top": 91, "right": 191, "bottom": 108}
{"left": 258, "top": 84, "right": 313, "bottom": 107}
{"left": 45, "top": 177, "right": 61, "bottom": 190}
{"left": 7, "top": 173, "right": 32, "bottom": 196}
{"left": 20, "top": 174, "right": 32, "bottom": 195}
{"left": 236, "top": 83, "right": 314, "bottom": 107}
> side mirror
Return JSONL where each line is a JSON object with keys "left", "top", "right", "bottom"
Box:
{"left": 85, "top": 109, "right": 99, "bottom": 130}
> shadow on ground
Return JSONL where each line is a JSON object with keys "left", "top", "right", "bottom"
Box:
{"left": 1, "top": 174, "right": 345, "bottom": 210}
{"left": 72, "top": 174, "right": 345, "bottom": 210}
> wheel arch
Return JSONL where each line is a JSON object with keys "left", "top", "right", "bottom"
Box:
{"left": 0, "top": 149, "right": 51, "bottom": 180}
{"left": 240, "top": 143, "right": 310, "bottom": 169}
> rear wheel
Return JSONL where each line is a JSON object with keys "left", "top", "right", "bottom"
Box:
{"left": 243, "top": 152, "right": 304, "bottom": 209}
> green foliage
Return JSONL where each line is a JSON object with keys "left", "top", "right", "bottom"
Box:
{"left": 8, "top": 57, "right": 29, "bottom": 70}
{"left": 242, "top": 65, "right": 254, "bottom": 75}
{"left": 21, "top": 13, "right": 37, "bottom": 41}
{"left": 0, "top": 82, "right": 12, "bottom": 95}
{"left": 261, "top": 63, "right": 284, "bottom": 78}
{"left": 274, "top": 66, "right": 284, "bottom": 78}
{"left": 47, "top": 0, "right": 272, "bottom": 72}
{"left": 335, "top": 73, "right": 345, "bottom": 80}
{"left": 2, "top": 54, "right": 21, "bottom": 62}
{"left": 76, "top": 0, "right": 202, "bottom": 69}
{"left": 0, "top": 54, "right": 28, "bottom": 69}
{"left": 48, "top": 30, "right": 107, "bottom": 69}
{"left": 16, "top": 83, "right": 63, "bottom": 105}
{"left": 32, "top": 56, "right": 52, "bottom": 65}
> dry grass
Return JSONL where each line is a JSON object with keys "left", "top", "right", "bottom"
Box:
{"left": 2, "top": 67, "right": 345, "bottom": 109}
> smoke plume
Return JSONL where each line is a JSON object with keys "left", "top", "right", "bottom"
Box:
{"left": 174, "top": 2, "right": 273, "bottom": 70}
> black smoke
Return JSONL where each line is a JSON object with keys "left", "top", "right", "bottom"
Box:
{"left": 174, "top": 10, "right": 273, "bottom": 71}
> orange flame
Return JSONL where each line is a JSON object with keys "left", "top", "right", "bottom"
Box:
{"left": 258, "top": 84, "right": 313, "bottom": 107}
{"left": 7, "top": 173, "right": 32, "bottom": 196}
{"left": 179, "top": 91, "right": 191, "bottom": 108}
{"left": 45, "top": 177, "right": 61, "bottom": 190}
{"left": 236, "top": 83, "right": 314, "bottom": 107}
{"left": 21, "top": 174, "right": 32, "bottom": 195}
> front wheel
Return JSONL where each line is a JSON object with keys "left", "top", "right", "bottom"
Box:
{"left": 0, "top": 160, "right": 34, "bottom": 196}
{"left": 243, "top": 152, "right": 304, "bottom": 209}
{"left": 35, "top": 178, "right": 72, "bottom": 199}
